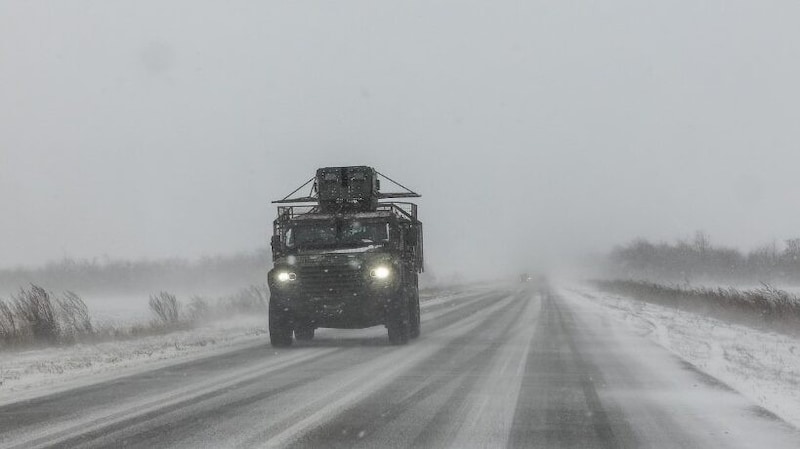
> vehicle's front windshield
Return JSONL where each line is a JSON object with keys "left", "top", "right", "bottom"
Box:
{"left": 340, "top": 221, "right": 389, "bottom": 245}
{"left": 286, "top": 223, "right": 337, "bottom": 249}
{"left": 286, "top": 220, "right": 389, "bottom": 250}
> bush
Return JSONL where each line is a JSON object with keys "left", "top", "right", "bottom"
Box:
{"left": 1, "top": 283, "right": 270, "bottom": 351}
{"left": 0, "top": 285, "right": 98, "bottom": 348}
{"left": 149, "top": 291, "right": 181, "bottom": 325}
{"left": 13, "top": 285, "right": 60, "bottom": 344}
{"left": 187, "top": 296, "right": 211, "bottom": 321}
{"left": 0, "top": 299, "right": 17, "bottom": 343}
{"left": 57, "top": 290, "right": 93, "bottom": 340}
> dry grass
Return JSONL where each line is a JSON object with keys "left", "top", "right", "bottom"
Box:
{"left": 0, "top": 285, "right": 98, "bottom": 348}
{"left": 1, "top": 283, "right": 269, "bottom": 351}
{"left": 149, "top": 291, "right": 181, "bottom": 325}
{"left": 58, "top": 291, "right": 93, "bottom": 340}
{"left": 594, "top": 279, "right": 800, "bottom": 335}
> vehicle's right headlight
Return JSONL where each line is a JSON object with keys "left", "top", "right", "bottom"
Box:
{"left": 370, "top": 266, "right": 391, "bottom": 279}
{"left": 276, "top": 271, "right": 296, "bottom": 282}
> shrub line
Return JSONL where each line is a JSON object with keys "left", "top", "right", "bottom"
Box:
{"left": 0, "top": 284, "right": 269, "bottom": 351}
{"left": 593, "top": 279, "right": 800, "bottom": 336}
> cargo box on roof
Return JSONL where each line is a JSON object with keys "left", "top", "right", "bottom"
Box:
{"left": 316, "top": 166, "right": 379, "bottom": 212}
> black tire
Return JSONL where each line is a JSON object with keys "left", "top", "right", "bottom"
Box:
{"left": 387, "top": 296, "right": 410, "bottom": 345}
{"left": 409, "top": 287, "right": 421, "bottom": 339}
{"left": 269, "top": 301, "right": 293, "bottom": 347}
{"left": 294, "top": 324, "right": 315, "bottom": 341}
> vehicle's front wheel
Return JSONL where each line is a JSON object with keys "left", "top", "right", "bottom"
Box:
{"left": 269, "top": 301, "right": 293, "bottom": 347}
{"left": 387, "top": 297, "right": 410, "bottom": 345}
{"left": 294, "top": 323, "right": 315, "bottom": 341}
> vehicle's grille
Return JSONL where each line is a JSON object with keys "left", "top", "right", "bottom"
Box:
{"left": 296, "top": 265, "right": 365, "bottom": 297}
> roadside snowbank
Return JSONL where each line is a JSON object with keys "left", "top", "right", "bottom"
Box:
{"left": 0, "top": 284, "right": 486, "bottom": 407}
{"left": 0, "top": 315, "right": 267, "bottom": 406}
{"left": 564, "top": 285, "right": 800, "bottom": 430}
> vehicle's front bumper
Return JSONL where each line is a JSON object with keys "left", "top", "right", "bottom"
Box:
{"left": 269, "top": 287, "right": 401, "bottom": 329}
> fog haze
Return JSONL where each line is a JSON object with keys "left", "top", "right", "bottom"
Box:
{"left": 2, "top": 1, "right": 800, "bottom": 277}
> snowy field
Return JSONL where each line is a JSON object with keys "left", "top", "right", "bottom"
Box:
{"left": 80, "top": 293, "right": 152, "bottom": 324}
{"left": 566, "top": 285, "right": 800, "bottom": 430}
{"left": 0, "top": 315, "right": 268, "bottom": 406}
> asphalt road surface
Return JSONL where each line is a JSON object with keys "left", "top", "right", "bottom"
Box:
{"left": 2, "top": 283, "right": 800, "bottom": 448}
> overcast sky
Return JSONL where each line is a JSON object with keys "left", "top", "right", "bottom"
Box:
{"left": 2, "top": 1, "right": 800, "bottom": 276}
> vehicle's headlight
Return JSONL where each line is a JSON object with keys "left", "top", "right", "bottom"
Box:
{"left": 276, "top": 271, "right": 296, "bottom": 282}
{"left": 370, "top": 266, "right": 391, "bottom": 279}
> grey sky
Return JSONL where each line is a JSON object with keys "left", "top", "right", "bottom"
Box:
{"left": 2, "top": 1, "right": 800, "bottom": 276}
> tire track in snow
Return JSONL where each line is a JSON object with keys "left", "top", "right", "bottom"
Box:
{"left": 286, "top": 290, "right": 534, "bottom": 448}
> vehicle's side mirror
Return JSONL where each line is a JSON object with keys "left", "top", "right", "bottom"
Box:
{"left": 271, "top": 235, "right": 283, "bottom": 254}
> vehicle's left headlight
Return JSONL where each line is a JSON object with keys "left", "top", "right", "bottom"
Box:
{"left": 276, "top": 271, "right": 296, "bottom": 282}
{"left": 370, "top": 266, "right": 391, "bottom": 279}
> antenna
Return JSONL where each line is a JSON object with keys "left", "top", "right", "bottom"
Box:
{"left": 272, "top": 177, "right": 317, "bottom": 204}
{"left": 376, "top": 170, "right": 421, "bottom": 199}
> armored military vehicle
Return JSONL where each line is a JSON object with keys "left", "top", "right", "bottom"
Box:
{"left": 268, "top": 166, "right": 423, "bottom": 346}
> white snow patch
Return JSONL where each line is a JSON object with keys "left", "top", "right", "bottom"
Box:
{"left": 0, "top": 315, "right": 268, "bottom": 406}
{"left": 564, "top": 285, "right": 800, "bottom": 430}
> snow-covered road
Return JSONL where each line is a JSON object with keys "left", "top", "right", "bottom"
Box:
{"left": 1, "top": 283, "right": 799, "bottom": 448}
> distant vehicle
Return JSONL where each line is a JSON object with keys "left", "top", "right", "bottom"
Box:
{"left": 520, "top": 274, "right": 533, "bottom": 283}
{"left": 267, "top": 166, "right": 424, "bottom": 346}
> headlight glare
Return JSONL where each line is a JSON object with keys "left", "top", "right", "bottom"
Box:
{"left": 276, "top": 271, "right": 296, "bottom": 282}
{"left": 370, "top": 266, "right": 391, "bottom": 279}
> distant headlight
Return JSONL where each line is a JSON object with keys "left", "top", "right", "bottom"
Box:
{"left": 370, "top": 266, "right": 391, "bottom": 279}
{"left": 276, "top": 271, "right": 296, "bottom": 282}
